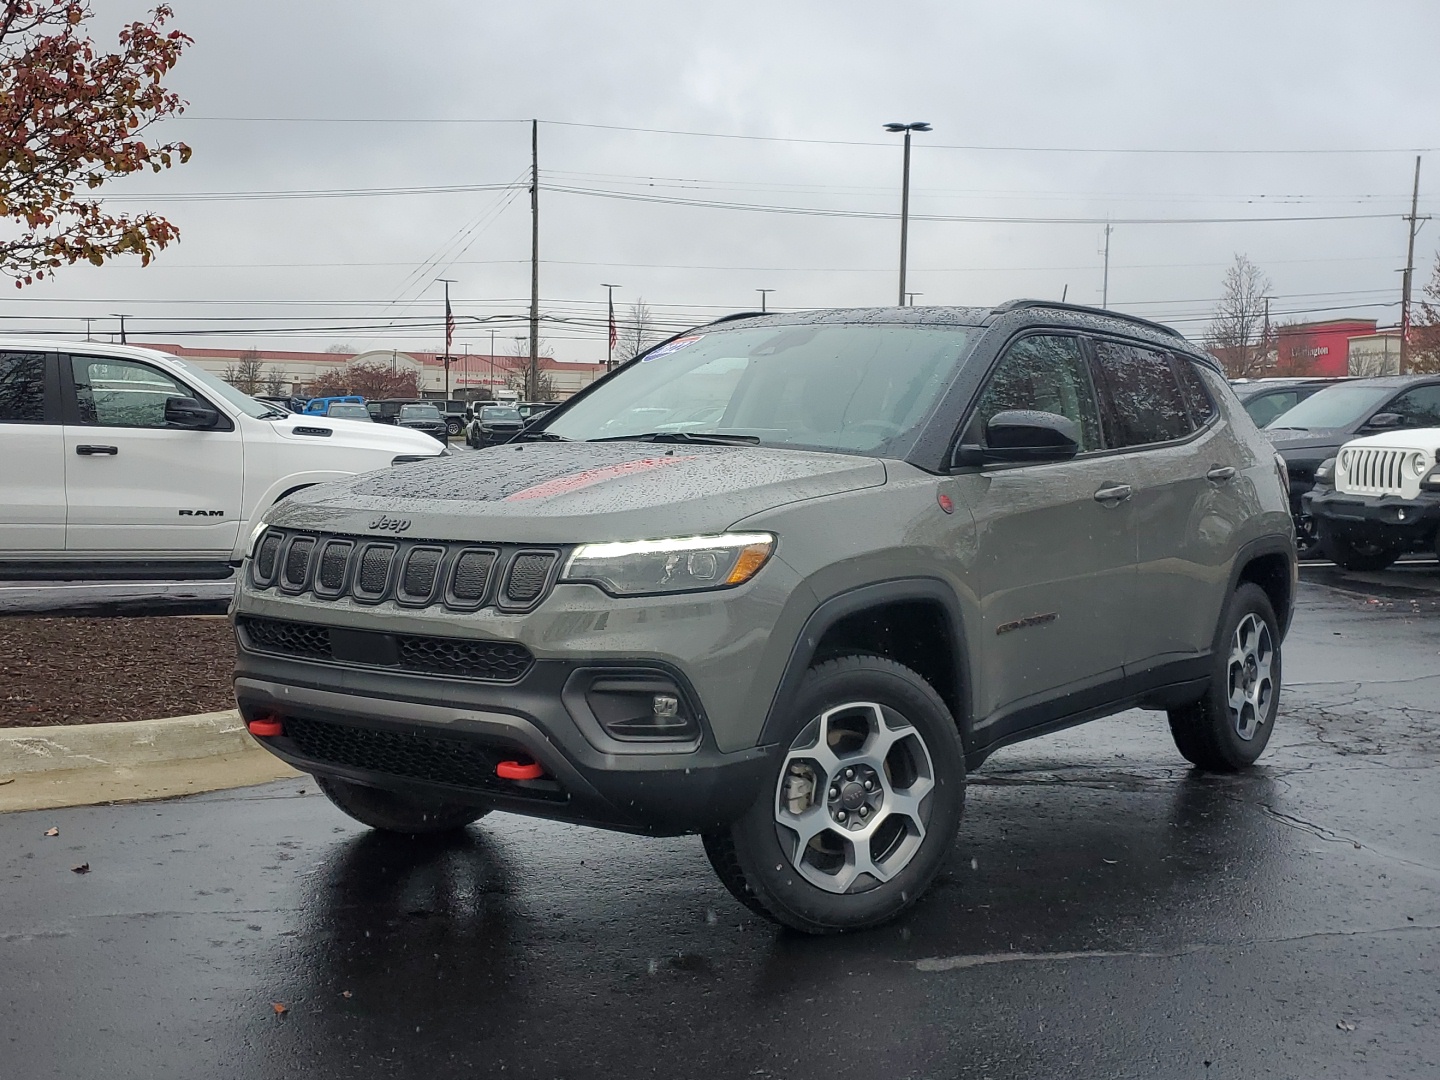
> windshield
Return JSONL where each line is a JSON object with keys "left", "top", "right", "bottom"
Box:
{"left": 542, "top": 323, "right": 971, "bottom": 455}
{"left": 325, "top": 403, "right": 371, "bottom": 419}
{"left": 399, "top": 404, "right": 441, "bottom": 419}
{"left": 1264, "top": 383, "right": 1393, "bottom": 430}
{"left": 481, "top": 406, "right": 521, "bottom": 421}
{"left": 179, "top": 358, "right": 283, "bottom": 418}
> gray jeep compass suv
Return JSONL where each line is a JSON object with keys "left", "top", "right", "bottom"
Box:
{"left": 233, "top": 302, "right": 1296, "bottom": 933}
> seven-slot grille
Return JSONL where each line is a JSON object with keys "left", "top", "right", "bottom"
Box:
{"left": 1340, "top": 447, "right": 1408, "bottom": 496}
{"left": 237, "top": 615, "right": 534, "bottom": 682}
{"left": 248, "top": 529, "right": 561, "bottom": 612}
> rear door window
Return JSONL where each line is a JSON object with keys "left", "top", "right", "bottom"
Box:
{"left": 1091, "top": 341, "right": 1193, "bottom": 448}
{"left": 1385, "top": 384, "right": 1440, "bottom": 427}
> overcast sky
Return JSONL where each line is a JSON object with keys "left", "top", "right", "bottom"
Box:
{"left": 10, "top": 0, "right": 1440, "bottom": 361}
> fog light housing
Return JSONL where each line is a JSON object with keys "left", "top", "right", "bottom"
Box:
{"left": 584, "top": 676, "right": 699, "bottom": 741}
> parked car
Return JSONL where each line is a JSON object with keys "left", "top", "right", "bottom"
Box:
{"left": 1302, "top": 427, "right": 1440, "bottom": 570}
{"left": 431, "top": 399, "right": 469, "bottom": 438}
{"left": 322, "top": 402, "right": 373, "bottom": 421}
{"left": 303, "top": 395, "right": 365, "bottom": 415}
{"left": 517, "top": 401, "right": 559, "bottom": 424}
{"left": 365, "top": 398, "right": 418, "bottom": 424}
{"left": 1265, "top": 375, "right": 1440, "bottom": 553}
{"left": 466, "top": 403, "right": 524, "bottom": 447}
{"left": 396, "top": 402, "right": 448, "bottom": 442}
{"left": 1230, "top": 377, "right": 1350, "bottom": 429}
{"left": 254, "top": 393, "right": 307, "bottom": 414}
{"left": 233, "top": 301, "right": 1294, "bottom": 933}
{"left": 0, "top": 341, "right": 448, "bottom": 580}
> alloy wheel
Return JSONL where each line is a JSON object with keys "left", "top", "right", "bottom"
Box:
{"left": 773, "top": 701, "right": 935, "bottom": 894}
{"left": 1227, "top": 613, "right": 1275, "bottom": 741}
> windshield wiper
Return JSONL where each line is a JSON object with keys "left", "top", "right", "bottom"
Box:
{"left": 590, "top": 431, "right": 761, "bottom": 445}
{"left": 258, "top": 407, "right": 289, "bottom": 420}
{"left": 1265, "top": 426, "right": 1310, "bottom": 432}
{"left": 515, "top": 429, "right": 569, "bottom": 441}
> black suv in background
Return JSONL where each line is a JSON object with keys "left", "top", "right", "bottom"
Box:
{"left": 1265, "top": 376, "right": 1440, "bottom": 551}
{"left": 1230, "top": 377, "right": 1350, "bottom": 429}
{"left": 466, "top": 402, "right": 525, "bottom": 447}
{"left": 395, "top": 402, "right": 448, "bottom": 442}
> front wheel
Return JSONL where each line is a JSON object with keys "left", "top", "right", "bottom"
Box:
{"left": 703, "top": 655, "right": 965, "bottom": 934}
{"left": 446, "top": 418, "right": 463, "bottom": 438}
{"left": 316, "top": 775, "right": 489, "bottom": 834}
{"left": 1319, "top": 527, "right": 1398, "bottom": 572}
{"left": 1168, "top": 583, "right": 1281, "bottom": 772}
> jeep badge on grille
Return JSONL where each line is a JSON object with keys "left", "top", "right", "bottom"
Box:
{"left": 369, "top": 516, "right": 412, "bottom": 533}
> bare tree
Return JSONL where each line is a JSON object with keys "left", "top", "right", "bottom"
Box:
{"left": 616, "top": 298, "right": 660, "bottom": 362}
{"left": 1409, "top": 250, "right": 1440, "bottom": 375}
{"left": 501, "top": 333, "right": 556, "bottom": 400}
{"left": 1268, "top": 321, "right": 1322, "bottom": 377}
{"left": 222, "top": 349, "right": 266, "bottom": 393}
{"left": 324, "top": 343, "right": 356, "bottom": 354}
{"left": 261, "top": 367, "right": 289, "bottom": 396}
{"left": 1204, "top": 255, "right": 1273, "bottom": 378}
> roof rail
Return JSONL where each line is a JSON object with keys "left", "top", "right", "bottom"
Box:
{"left": 990, "top": 299, "right": 1184, "bottom": 340}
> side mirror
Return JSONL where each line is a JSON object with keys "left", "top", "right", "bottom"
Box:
{"left": 1365, "top": 412, "right": 1404, "bottom": 430}
{"left": 164, "top": 396, "right": 220, "bottom": 429}
{"left": 952, "top": 409, "right": 1080, "bottom": 468}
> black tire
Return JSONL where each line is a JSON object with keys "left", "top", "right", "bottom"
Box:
{"left": 446, "top": 419, "right": 463, "bottom": 437}
{"left": 315, "top": 775, "right": 489, "bottom": 834}
{"left": 1168, "top": 583, "right": 1282, "bottom": 772}
{"left": 702, "top": 655, "right": 965, "bottom": 934}
{"left": 1318, "top": 526, "right": 1398, "bottom": 572}
{"left": 465, "top": 426, "right": 477, "bottom": 448}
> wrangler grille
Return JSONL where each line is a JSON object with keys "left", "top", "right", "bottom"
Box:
{"left": 281, "top": 716, "right": 563, "bottom": 800}
{"left": 247, "top": 529, "right": 561, "bottom": 613}
{"left": 237, "top": 616, "right": 534, "bottom": 682}
{"left": 1339, "top": 447, "right": 1408, "bottom": 496}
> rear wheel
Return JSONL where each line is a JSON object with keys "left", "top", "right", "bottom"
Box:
{"left": 1319, "top": 527, "right": 1398, "bottom": 572}
{"left": 316, "top": 775, "right": 489, "bottom": 834}
{"left": 702, "top": 655, "right": 964, "bottom": 934}
{"left": 446, "top": 418, "right": 463, "bottom": 438}
{"left": 1168, "top": 583, "right": 1281, "bottom": 771}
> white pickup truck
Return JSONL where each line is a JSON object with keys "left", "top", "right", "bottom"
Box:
{"left": 0, "top": 340, "right": 448, "bottom": 580}
{"left": 1303, "top": 427, "right": 1440, "bottom": 571}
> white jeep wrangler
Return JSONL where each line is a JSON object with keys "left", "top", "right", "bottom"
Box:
{"left": 1303, "top": 427, "right": 1440, "bottom": 571}
{"left": 0, "top": 340, "right": 448, "bottom": 580}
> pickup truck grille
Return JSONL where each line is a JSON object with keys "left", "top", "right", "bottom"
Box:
{"left": 237, "top": 615, "right": 535, "bottom": 682}
{"left": 249, "top": 529, "right": 562, "bottom": 613}
{"left": 1339, "top": 447, "right": 1407, "bottom": 496}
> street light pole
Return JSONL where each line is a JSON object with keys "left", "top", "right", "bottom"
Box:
{"left": 906, "top": 292, "right": 922, "bottom": 306}
{"left": 110, "top": 313, "right": 131, "bottom": 344}
{"left": 602, "top": 283, "right": 622, "bottom": 369}
{"left": 885, "top": 122, "right": 931, "bottom": 307}
{"left": 756, "top": 288, "right": 774, "bottom": 313}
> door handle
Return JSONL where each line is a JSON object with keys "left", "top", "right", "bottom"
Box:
{"left": 75, "top": 445, "right": 118, "bottom": 456}
{"left": 1206, "top": 465, "right": 1237, "bottom": 482}
{"left": 1093, "top": 483, "right": 1132, "bottom": 504}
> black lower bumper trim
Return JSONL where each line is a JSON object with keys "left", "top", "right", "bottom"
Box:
{"left": 1304, "top": 489, "right": 1440, "bottom": 547}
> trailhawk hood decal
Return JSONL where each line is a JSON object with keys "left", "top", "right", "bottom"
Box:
{"left": 269, "top": 441, "right": 887, "bottom": 544}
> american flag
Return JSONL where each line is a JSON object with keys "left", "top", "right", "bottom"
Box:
{"left": 445, "top": 294, "right": 455, "bottom": 353}
{"left": 608, "top": 293, "right": 617, "bottom": 351}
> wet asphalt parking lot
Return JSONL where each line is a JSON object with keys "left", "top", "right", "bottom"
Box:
{"left": 3, "top": 564, "right": 1438, "bottom": 1079}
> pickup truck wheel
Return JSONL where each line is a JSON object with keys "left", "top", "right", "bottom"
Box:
{"left": 1318, "top": 527, "right": 1398, "bottom": 572}
{"left": 315, "top": 775, "right": 489, "bottom": 834}
{"left": 446, "top": 418, "right": 463, "bottom": 437}
{"left": 1168, "top": 583, "right": 1280, "bottom": 772}
{"left": 702, "top": 655, "right": 964, "bottom": 934}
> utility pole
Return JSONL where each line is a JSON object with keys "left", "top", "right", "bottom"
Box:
{"left": 1262, "top": 295, "right": 1272, "bottom": 372}
{"left": 602, "top": 283, "right": 622, "bottom": 369}
{"left": 906, "top": 292, "right": 922, "bottom": 306}
{"left": 83, "top": 317, "right": 94, "bottom": 342}
{"left": 756, "top": 288, "right": 774, "bottom": 313}
{"left": 1400, "top": 155, "right": 1424, "bottom": 374}
{"left": 438, "top": 277, "right": 456, "bottom": 399}
{"left": 110, "top": 313, "right": 130, "bottom": 344}
{"left": 528, "top": 118, "right": 540, "bottom": 401}
{"left": 1101, "top": 224, "right": 1113, "bottom": 309}
{"left": 885, "top": 122, "right": 931, "bottom": 306}
{"left": 489, "top": 329, "right": 496, "bottom": 395}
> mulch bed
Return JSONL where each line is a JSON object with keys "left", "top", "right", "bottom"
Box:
{"left": 0, "top": 616, "right": 236, "bottom": 727}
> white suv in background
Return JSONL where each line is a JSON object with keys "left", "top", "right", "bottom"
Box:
{"left": 1304, "top": 427, "right": 1440, "bottom": 571}
{"left": 0, "top": 340, "right": 448, "bottom": 580}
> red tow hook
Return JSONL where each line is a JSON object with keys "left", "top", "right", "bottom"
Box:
{"left": 496, "top": 758, "right": 545, "bottom": 781}
{"left": 247, "top": 715, "right": 284, "bottom": 738}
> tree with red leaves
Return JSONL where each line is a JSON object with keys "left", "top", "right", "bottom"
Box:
{"left": 0, "top": 1, "right": 191, "bottom": 287}
{"left": 305, "top": 361, "right": 422, "bottom": 400}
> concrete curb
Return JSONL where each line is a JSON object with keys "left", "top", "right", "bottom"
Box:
{"left": 0, "top": 711, "right": 300, "bottom": 812}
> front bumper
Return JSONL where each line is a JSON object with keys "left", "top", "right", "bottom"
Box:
{"left": 234, "top": 648, "right": 776, "bottom": 836}
{"left": 1303, "top": 487, "right": 1440, "bottom": 548}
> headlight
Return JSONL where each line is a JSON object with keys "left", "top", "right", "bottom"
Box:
{"left": 1313, "top": 456, "right": 1336, "bottom": 486}
{"left": 561, "top": 533, "right": 775, "bottom": 596}
{"left": 1410, "top": 451, "right": 1429, "bottom": 477}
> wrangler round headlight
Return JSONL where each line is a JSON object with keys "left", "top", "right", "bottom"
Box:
{"left": 562, "top": 533, "right": 775, "bottom": 596}
{"left": 1410, "top": 451, "right": 1429, "bottom": 477}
